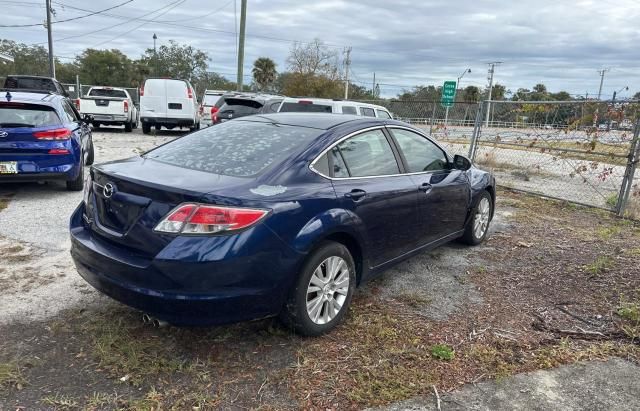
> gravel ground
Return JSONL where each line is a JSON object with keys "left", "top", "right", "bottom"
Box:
{"left": 0, "top": 127, "right": 180, "bottom": 325}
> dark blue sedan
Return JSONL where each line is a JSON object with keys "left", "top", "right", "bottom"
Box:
{"left": 0, "top": 91, "right": 93, "bottom": 190}
{"left": 70, "top": 113, "right": 495, "bottom": 335}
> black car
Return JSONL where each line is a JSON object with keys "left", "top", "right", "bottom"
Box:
{"left": 3, "top": 75, "right": 69, "bottom": 97}
{"left": 211, "top": 93, "right": 283, "bottom": 125}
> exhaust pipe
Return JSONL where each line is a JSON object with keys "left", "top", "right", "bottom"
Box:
{"left": 152, "top": 318, "right": 168, "bottom": 328}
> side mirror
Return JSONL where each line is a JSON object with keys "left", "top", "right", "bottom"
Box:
{"left": 453, "top": 154, "right": 472, "bottom": 171}
{"left": 82, "top": 114, "right": 93, "bottom": 124}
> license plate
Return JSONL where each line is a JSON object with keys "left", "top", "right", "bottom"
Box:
{"left": 0, "top": 162, "right": 18, "bottom": 174}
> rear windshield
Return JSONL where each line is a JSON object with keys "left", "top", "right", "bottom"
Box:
{"left": 88, "top": 89, "right": 127, "bottom": 98}
{"left": 203, "top": 94, "right": 223, "bottom": 106}
{"left": 280, "top": 102, "right": 332, "bottom": 113}
{"left": 219, "top": 99, "right": 263, "bottom": 116}
{"left": 4, "top": 77, "right": 56, "bottom": 92}
{"left": 144, "top": 120, "right": 322, "bottom": 177}
{"left": 0, "top": 103, "right": 61, "bottom": 127}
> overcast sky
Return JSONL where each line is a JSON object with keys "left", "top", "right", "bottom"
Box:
{"left": 4, "top": 0, "right": 640, "bottom": 97}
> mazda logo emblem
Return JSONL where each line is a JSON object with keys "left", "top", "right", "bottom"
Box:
{"left": 103, "top": 183, "right": 115, "bottom": 198}
{"left": 0, "top": 131, "right": 8, "bottom": 138}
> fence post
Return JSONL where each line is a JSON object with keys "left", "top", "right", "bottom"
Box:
{"left": 429, "top": 103, "right": 436, "bottom": 136}
{"left": 468, "top": 101, "right": 484, "bottom": 160}
{"left": 616, "top": 118, "right": 640, "bottom": 216}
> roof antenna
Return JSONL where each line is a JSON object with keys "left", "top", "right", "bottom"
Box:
{"left": 5, "top": 91, "right": 11, "bottom": 102}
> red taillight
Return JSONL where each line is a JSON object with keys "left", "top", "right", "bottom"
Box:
{"left": 33, "top": 128, "right": 72, "bottom": 140}
{"left": 298, "top": 100, "right": 313, "bottom": 104}
{"left": 210, "top": 106, "right": 219, "bottom": 122}
{"left": 74, "top": 98, "right": 80, "bottom": 110}
{"left": 48, "top": 148, "right": 70, "bottom": 155}
{"left": 124, "top": 100, "right": 129, "bottom": 113}
{"left": 140, "top": 85, "right": 144, "bottom": 97}
{"left": 187, "top": 87, "right": 193, "bottom": 99}
{"left": 154, "top": 204, "right": 268, "bottom": 234}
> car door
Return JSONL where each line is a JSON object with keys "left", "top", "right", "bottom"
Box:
{"left": 387, "top": 127, "right": 470, "bottom": 245}
{"left": 62, "top": 100, "right": 89, "bottom": 158}
{"left": 327, "top": 128, "right": 420, "bottom": 267}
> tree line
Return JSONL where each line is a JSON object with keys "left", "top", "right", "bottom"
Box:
{"left": 1, "top": 37, "right": 638, "bottom": 104}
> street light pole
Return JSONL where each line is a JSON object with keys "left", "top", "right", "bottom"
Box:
{"left": 236, "top": 0, "right": 247, "bottom": 91}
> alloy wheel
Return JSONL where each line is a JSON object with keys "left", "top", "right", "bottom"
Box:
{"left": 473, "top": 197, "right": 491, "bottom": 239}
{"left": 306, "top": 256, "right": 350, "bottom": 325}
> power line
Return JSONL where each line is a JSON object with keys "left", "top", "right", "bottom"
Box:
{"left": 88, "top": 0, "right": 185, "bottom": 48}
{"left": 0, "top": 0, "right": 132, "bottom": 27}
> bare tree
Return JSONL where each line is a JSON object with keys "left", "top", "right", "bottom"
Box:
{"left": 286, "top": 39, "right": 339, "bottom": 80}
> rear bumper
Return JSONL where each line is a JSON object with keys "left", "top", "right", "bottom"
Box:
{"left": 69, "top": 203, "right": 302, "bottom": 326}
{"left": 90, "top": 114, "right": 128, "bottom": 124}
{"left": 140, "top": 116, "right": 195, "bottom": 126}
{"left": 0, "top": 157, "right": 80, "bottom": 182}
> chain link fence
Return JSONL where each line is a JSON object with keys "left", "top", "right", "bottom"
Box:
{"left": 362, "top": 98, "right": 640, "bottom": 218}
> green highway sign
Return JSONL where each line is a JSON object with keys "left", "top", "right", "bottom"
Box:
{"left": 441, "top": 80, "right": 457, "bottom": 108}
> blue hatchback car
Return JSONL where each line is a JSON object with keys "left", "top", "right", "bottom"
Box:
{"left": 70, "top": 113, "right": 495, "bottom": 335}
{"left": 0, "top": 90, "right": 93, "bottom": 190}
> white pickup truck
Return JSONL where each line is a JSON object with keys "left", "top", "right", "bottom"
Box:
{"left": 76, "top": 87, "right": 138, "bottom": 132}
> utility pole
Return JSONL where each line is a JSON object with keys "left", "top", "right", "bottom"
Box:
{"left": 45, "top": 0, "right": 55, "bottom": 78}
{"left": 343, "top": 46, "right": 351, "bottom": 99}
{"left": 597, "top": 68, "right": 609, "bottom": 100}
{"left": 152, "top": 33, "right": 158, "bottom": 76}
{"left": 484, "top": 62, "right": 501, "bottom": 126}
{"left": 236, "top": 0, "right": 247, "bottom": 91}
{"left": 372, "top": 72, "right": 376, "bottom": 98}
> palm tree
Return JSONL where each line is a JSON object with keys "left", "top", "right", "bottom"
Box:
{"left": 252, "top": 57, "right": 277, "bottom": 91}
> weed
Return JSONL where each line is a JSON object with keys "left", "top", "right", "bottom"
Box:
{"left": 583, "top": 256, "right": 614, "bottom": 276}
{"left": 617, "top": 303, "right": 640, "bottom": 323}
{"left": 596, "top": 225, "right": 621, "bottom": 240}
{"left": 398, "top": 291, "right": 432, "bottom": 308}
{"left": 606, "top": 193, "right": 618, "bottom": 209}
{"left": 0, "top": 362, "right": 26, "bottom": 390}
{"left": 41, "top": 393, "right": 78, "bottom": 409}
{"left": 430, "top": 344, "right": 454, "bottom": 360}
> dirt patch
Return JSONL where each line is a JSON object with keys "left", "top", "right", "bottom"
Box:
{"left": 1, "top": 189, "right": 639, "bottom": 409}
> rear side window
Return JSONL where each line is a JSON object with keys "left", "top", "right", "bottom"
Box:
{"left": 61, "top": 101, "right": 79, "bottom": 122}
{"left": 280, "top": 102, "right": 332, "bottom": 113}
{"left": 313, "top": 147, "right": 349, "bottom": 178}
{"left": 0, "top": 103, "right": 61, "bottom": 127}
{"left": 376, "top": 110, "right": 391, "bottom": 119}
{"left": 342, "top": 106, "right": 357, "bottom": 115}
{"left": 144, "top": 120, "right": 322, "bottom": 177}
{"left": 88, "top": 89, "right": 127, "bottom": 98}
{"left": 335, "top": 130, "right": 399, "bottom": 177}
{"left": 219, "top": 99, "right": 263, "bottom": 116}
{"left": 4, "top": 77, "right": 56, "bottom": 92}
{"left": 360, "top": 107, "right": 375, "bottom": 117}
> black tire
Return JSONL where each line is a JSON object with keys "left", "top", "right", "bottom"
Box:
{"left": 280, "top": 241, "right": 356, "bottom": 336}
{"left": 85, "top": 139, "right": 94, "bottom": 166}
{"left": 66, "top": 160, "right": 84, "bottom": 191}
{"left": 92, "top": 122, "right": 100, "bottom": 128}
{"left": 132, "top": 114, "right": 138, "bottom": 129}
{"left": 460, "top": 190, "right": 493, "bottom": 245}
{"left": 142, "top": 123, "right": 151, "bottom": 134}
{"left": 124, "top": 121, "right": 132, "bottom": 132}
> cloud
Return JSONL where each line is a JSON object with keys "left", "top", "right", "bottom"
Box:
{"left": 4, "top": 0, "right": 639, "bottom": 97}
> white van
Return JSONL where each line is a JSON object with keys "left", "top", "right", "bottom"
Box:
{"left": 277, "top": 98, "right": 392, "bottom": 119}
{"left": 139, "top": 78, "right": 200, "bottom": 134}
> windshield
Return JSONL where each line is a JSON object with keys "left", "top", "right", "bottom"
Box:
{"left": 0, "top": 104, "right": 61, "bottom": 127}
{"left": 144, "top": 120, "right": 322, "bottom": 177}
{"left": 279, "top": 102, "right": 332, "bottom": 113}
{"left": 88, "top": 89, "right": 127, "bottom": 98}
{"left": 203, "top": 94, "right": 223, "bottom": 106}
{"left": 218, "top": 99, "right": 264, "bottom": 117}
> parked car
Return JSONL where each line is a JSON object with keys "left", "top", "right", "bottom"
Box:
{"left": 75, "top": 87, "right": 138, "bottom": 132}
{"left": 70, "top": 113, "right": 495, "bottom": 335}
{"left": 277, "top": 97, "right": 392, "bottom": 119}
{"left": 139, "top": 78, "right": 199, "bottom": 134}
{"left": 3, "top": 75, "right": 69, "bottom": 96}
{"left": 211, "top": 93, "right": 283, "bottom": 125}
{"left": 0, "top": 90, "right": 93, "bottom": 190}
{"left": 199, "top": 89, "right": 228, "bottom": 128}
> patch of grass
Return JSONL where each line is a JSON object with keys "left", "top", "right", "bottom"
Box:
{"left": 0, "top": 198, "right": 10, "bottom": 212}
{"left": 617, "top": 303, "right": 640, "bottom": 323}
{"left": 596, "top": 225, "right": 622, "bottom": 240}
{"left": 41, "top": 393, "right": 78, "bottom": 409}
{"left": 583, "top": 256, "right": 614, "bottom": 276}
{"left": 398, "top": 291, "right": 432, "bottom": 308}
{"left": 85, "top": 313, "right": 188, "bottom": 386}
{"left": 430, "top": 344, "right": 455, "bottom": 361}
{"left": 606, "top": 194, "right": 619, "bottom": 209}
{"left": 0, "top": 361, "right": 27, "bottom": 390}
